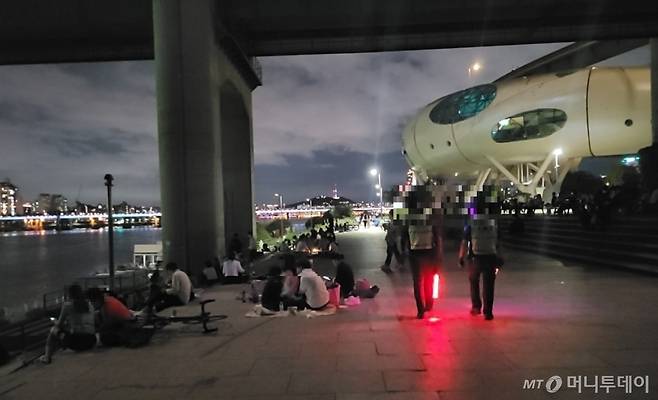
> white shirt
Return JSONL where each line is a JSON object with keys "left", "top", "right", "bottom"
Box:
{"left": 222, "top": 259, "right": 245, "bottom": 277}
{"left": 166, "top": 269, "right": 192, "bottom": 305}
{"left": 298, "top": 268, "right": 329, "bottom": 309}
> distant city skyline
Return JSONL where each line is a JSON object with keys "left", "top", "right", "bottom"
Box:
{"left": 0, "top": 44, "right": 649, "bottom": 205}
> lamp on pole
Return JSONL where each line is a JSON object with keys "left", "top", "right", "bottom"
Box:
{"left": 468, "top": 62, "right": 482, "bottom": 79}
{"left": 370, "top": 168, "right": 383, "bottom": 216}
{"left": 104, "top": 174, "right": 115, "bottom": 293}
{"left": 274, "top": 193, "right": 284, "bottom": 238}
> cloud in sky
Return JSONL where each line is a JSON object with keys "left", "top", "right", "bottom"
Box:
{"left": 0, "top": 43, "right": 649, "bottom": 205}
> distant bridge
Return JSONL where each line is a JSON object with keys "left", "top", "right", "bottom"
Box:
{"left": 0, "top": 207, "right": 391, "bottom": 222}
{"left": 0, "top": 213, "right": 161, "bottom": 222}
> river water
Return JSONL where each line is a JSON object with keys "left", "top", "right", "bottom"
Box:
{"left": 0, "top": 227, "right": 161, "bottom": 319}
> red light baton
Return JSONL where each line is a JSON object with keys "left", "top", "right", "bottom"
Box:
{"left": 432, "top": 273, "right": 440, "bottom": 299}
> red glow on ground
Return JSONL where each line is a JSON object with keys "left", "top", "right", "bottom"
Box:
{"left": 428, "top": 316, "right": 441, "bottom": 323}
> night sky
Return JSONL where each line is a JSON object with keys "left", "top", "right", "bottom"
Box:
{"left": 0, "top": 44, "right": 649, "bottom": 206}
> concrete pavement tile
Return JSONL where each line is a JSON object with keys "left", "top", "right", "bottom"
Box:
{"left": 250, "top": 356, "right": 337, "bottom": 374}
{"left": 338, "top": 330, "right": 408, "bottom": 343}
{"left": 338, "top": 392, "right": 440, "bottom": 400}
{"left": 437, "top": 389, "right": 549, "bottom": 400}
{"left": 336, "top": 354, "right": 425, "bottom": 371}
{"left": 92, "top": 386, "right": 189, "bottom": 400}
{"left": 288, "top": 371, "right": 385, "bottom": 394}
{"left": 376, "top": 339, "right": 457, "bottom": 356}
{"left": 300, "top": 341, "right": 377, "bottom": 357}
{"left": 594, "top": 350, "right": 658, "bottom": 367}
{"left": 189, "top": 373, "right": 291, "bottom": 398}
{"left": 369, "top": 320, "right": 405, "bottom": 331}
{"left": 222, "top": 395, "right": 335, "bottom": 400}
{"left": 422, "top": 353, "right": 517, "bottom": 371}
{"left": 383, "top": 370, "right": 484, "bottom": 392}
{"left": 504, "top": 351, "right": 608, "bottom": 369}
{"left": 3, "top": 378, "right": 102, "bottom": 400}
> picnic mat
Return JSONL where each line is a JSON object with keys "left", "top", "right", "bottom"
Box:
{"left": 245, "top": 304, "right": 337, "bottom": 319}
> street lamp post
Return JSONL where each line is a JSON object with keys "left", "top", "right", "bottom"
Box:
{"left": 370, "top": 168, "right": 384, "bottom": 216}
{"left": 274, "top": 193, "right": 284, "bottom": 238}
{"left": 104, "top": 174, "right": 115, "bottom": 292}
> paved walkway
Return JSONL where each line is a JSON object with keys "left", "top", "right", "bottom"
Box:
{"left": 1, "top": 229, "right": 657, "bottom": 399}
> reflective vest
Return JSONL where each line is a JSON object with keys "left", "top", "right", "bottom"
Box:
{"left": 408, "top": 225, "right": 434, "bottom": 250}
{"left": 469, "top": 218, "right": 498, "bottom": 255}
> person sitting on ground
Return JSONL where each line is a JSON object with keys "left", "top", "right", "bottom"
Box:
{"left": 144, "top": 262, "right": 192, "bottom": 313}
{"left": 279, "top": 239, "right": 291, "bottom": 252}
{"left": 334, "top": 260, "right": 355, "bottom": 299}
{"left": 327, "top": 236, "right": 340, "bottom": 253}
{"left": 295, "top": 234, "right": 310, "bottom": 253}
{"left": 222, "top": 252, "right": 247, "bottom": 284}
{"left": 261, "top": 266, "right": 284, "bottom": 312}
{"left": 87, "top": 288, "right": 135, "bottom": 347}
{"left": 202, "top": 259, "right": 219, "bottom": 285}
{"left": 318, "top": 231, "right": 330, "bottom": 252}
{"left": 262, "top": 243, "right": 271, "bottom": 253}
{"left": 296, "top": 259, "right": 330, "bottom": 310}
{"left": 41, "top": 284, "right": 96, "bottom": 363}
{"left": 280, "top": 256, "right": 300, "bottom": 306}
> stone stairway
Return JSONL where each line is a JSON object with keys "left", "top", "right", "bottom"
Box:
{"left": 500, "top": 214, "right": 658, "bottom": 274}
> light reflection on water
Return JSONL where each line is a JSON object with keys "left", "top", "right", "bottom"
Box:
{"left": 0, "top": 227, "right": 161, "bottom": 319}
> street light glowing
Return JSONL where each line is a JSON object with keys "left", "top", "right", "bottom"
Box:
{"left": 553, "top": 148, "right": 563, "bottom": 156}
{"left": 369, "top": 168, "right": 378, "bottom": 176}
{"left": 274, "top": 193, "right": 280, "bottom": 197}
{"left": 471, "top": 62, "right": 481, "bottom": 71}
{"left": 375, "top": 184, "right": 381, "bottom": 189}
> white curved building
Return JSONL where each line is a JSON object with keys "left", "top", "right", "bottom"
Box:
{"left": 402, "top": 67, "right": 651, "bottom": 195}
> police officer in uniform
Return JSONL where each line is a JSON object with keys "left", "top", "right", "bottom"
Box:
{"left": 401, "top": 187, "right": 443, "bottom": 319}
{"left": 458, "top": 191, "right": 503, "bottom": 321}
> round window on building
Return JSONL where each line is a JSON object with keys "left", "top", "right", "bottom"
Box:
{"left": 429, "top": 84, "right": 497, "bottom": 124}
{"left": 491, "top": 108, "right": 567, "bottom": 143}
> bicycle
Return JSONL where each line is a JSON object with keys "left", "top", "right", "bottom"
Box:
{"left": 143, "top": 299, "right": 227, "bottom": 334}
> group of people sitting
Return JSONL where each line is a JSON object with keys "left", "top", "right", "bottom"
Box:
{"left": 290, "top": 228, "right": 339, "bottom": 254}
{"left": 40, "top": 262, "right": 192, "bottom": 363}
{"left": 257, "top": 254, "right": 375, "bottom": 313}
{"left": 199, "top": 228, "right": 342, "bottom": 286}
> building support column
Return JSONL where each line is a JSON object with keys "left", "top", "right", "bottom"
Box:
{"left": 153, "top": 0, "right": 258, "bottom": 274}
{"left": 638, "top": 39, "right": 658, "bottom": 192}
{"left": 154, "top": 0, "right": 220, "bottom": 274}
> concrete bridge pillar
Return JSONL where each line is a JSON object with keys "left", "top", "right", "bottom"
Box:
{"left": 153, "top": 0, "right": 258, "bottom": 274}
{"left": 638, "top": 39, "right": 658, "bottom": 191}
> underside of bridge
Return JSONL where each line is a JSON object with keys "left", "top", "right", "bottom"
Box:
{"left": 1, "top": 0, "right": 657, "bottom": 272}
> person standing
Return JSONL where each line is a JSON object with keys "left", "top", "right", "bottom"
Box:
{"left": 381, "top": 211, "right": 403, "bottom": 273}
{"left": 459, "top": 193, "right": 503, "bottom": 321}
{"left": 229, "top": 233, "right": 243, "bottom": 257}
{"left": 401, "top": 187, "right": 443, "bottom": 319}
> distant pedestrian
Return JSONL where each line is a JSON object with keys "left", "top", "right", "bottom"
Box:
{"left": 381, "top": 211, "right": 403, "bottom": 273}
